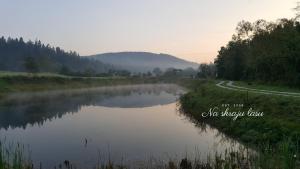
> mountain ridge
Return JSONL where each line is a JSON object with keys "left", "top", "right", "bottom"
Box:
{"left": 88, "top": 52, "right": 199, "bottom": 73}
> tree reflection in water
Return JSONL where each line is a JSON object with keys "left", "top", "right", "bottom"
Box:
{"left": 0, "top": 84, "right": 185, "bottom": 130}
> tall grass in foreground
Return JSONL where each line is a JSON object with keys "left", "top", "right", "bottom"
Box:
{"left": 0, "top": 139, "right": 299, "bottom": 169}
{"left": 0, "top": 140, "right": 33, "bottom": 169}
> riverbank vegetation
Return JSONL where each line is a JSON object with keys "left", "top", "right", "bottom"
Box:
{"left": 0, "top": 138, "right": 299, "bottom": 169}
{"left": 0, "top": 71, "right": 197, "bottom": 99}
{"left": 0, "top": 71, "right": 174, "bottom": 96}
{"left": 179, "top": 79, "right": 300, "bottom": 168}
{"left": 180, "top": 80, "right": 300, "bottom": 145}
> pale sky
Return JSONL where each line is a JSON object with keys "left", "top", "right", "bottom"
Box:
{"left": 0, "top": 0, "right": 297, "bottom": 63}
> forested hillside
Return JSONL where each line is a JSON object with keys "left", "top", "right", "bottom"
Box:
{"left": 0, "top": 37, "right": 113, "bottom": 74}
{"left": 89, "top": 52, "right": 199, "bottom": 73}
{"left": 214, "top": 19, "right": 300, "bottom": 86}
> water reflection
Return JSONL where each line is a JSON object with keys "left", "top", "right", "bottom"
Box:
{"left": 0, "top": 84, "right": 185, "bottom": 130}
{"left": 0, "top": 84, "right": 243, "bottom": 168}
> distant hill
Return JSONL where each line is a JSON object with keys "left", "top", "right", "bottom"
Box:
{"left": 89, "top": 52, "right": 199, "bottom": 73}
{"left": 0, "top": 37, "right": 113, "bottom": 74}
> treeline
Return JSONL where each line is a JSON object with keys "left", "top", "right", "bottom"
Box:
{"left": 0, "top": 37, "right": 114, "bottom": 75}
{"left": 214, "top": 18, "right": 300, "bottom": 86}
{"left": 131, "top": 67, "right": 199, "bottom": 78}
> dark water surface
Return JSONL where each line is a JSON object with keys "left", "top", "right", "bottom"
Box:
{"left": 0, "top": 84, "right": 239, "bottom": 168}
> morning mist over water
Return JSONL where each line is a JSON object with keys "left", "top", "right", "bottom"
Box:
{"left": 1, "top": 1, "right": 299, "bottom": 168}
{"left": 0, "top": 84, "right": 239, "bottom": 168}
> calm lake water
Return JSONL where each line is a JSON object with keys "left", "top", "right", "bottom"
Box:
{"left": 0, "top": 84, "right": 239, "bottom": 168}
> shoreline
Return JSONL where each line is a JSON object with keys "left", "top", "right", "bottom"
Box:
{"left": 0, "top": 73, "right": 167, "bottom": 96}
{"left": 1, "top": 77, "right": 299, "bottom": 168}
{"left": 2, "top": 74, "right": 300, "bottom": 146}
{"left": 180, "top": 80, "right": 300, "bottom": 145}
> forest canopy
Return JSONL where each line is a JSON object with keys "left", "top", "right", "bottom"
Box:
{"left": 0, "top": 37, "right": 114, "bottom": 75}
{"left": 214, "top": 18, "right": 300, "bottom": 86}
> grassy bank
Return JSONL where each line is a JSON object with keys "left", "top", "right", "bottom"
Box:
{"left": 0, "top": 72, "right": 175, "bottom": 97}
{"left": 180, "top": 80, "right": 300, "bottom": 145}
{"left": 179, "top": 80, "right": 300, "bottom": 168}
{"left": 10, "top": 75, "right": 295, "bottom": 146}
{"left": 2, "top": 74, "right": 300, "bottom": 168}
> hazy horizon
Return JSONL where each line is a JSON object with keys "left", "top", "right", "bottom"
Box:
{"left": 0, "top": 0, "right": 296, "bottom": 63}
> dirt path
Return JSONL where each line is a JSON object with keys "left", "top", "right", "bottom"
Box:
{"left": 216, "top": 81, "right": 300, "bottom": 97}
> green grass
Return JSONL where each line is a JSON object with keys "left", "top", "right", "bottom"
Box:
{"left": 0, "top": 71, "right": 194, "bottom": 97}
{"left": 179, "top": 79, "right": 300, "bottom": 168}
{"left": 0, "top": 71, "right": 171, "bottom": 96}
{"left": 180, "top": 80, "right": 300, "bottom": 145}
{"left": 0, "top": 71, "right": 69, "bottom": 78}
